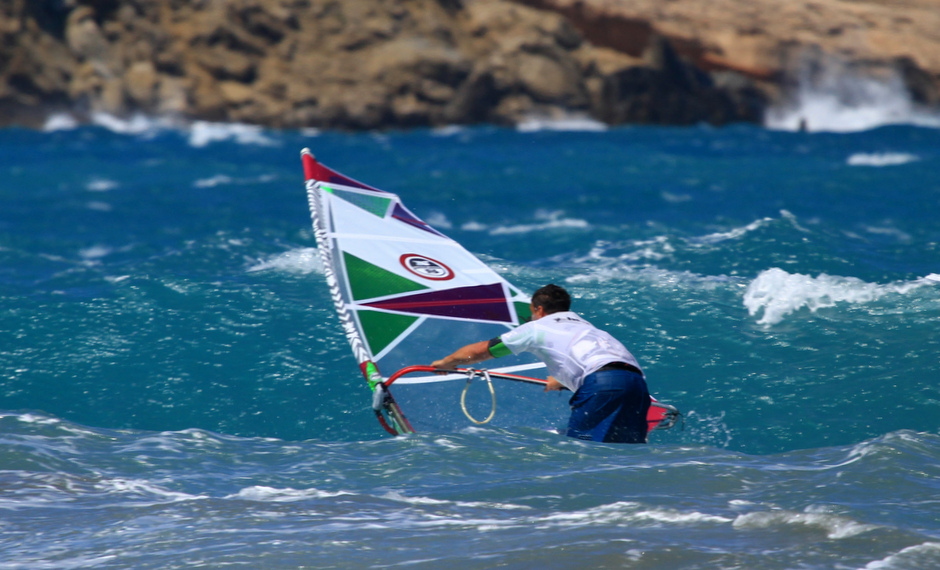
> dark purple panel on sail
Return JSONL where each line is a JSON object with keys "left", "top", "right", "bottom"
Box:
{"left": 392, "top": 203, "right": 444, "bottom": 237}
{"left": 324, "top": 172, "right": 385, "bottom": 192}
{"left": 363, "top": 283, "right": 512, "bottom": 322}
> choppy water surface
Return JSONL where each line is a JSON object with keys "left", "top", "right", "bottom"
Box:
{"left": 1, "top": 115, "right": 938, "bottom": 568}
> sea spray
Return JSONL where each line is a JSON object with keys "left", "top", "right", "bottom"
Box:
{"left": 765, "top": 56, "right": 940, "bottom": 132}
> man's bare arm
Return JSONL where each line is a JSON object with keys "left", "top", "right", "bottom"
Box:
{"left": 431, "top": 340, "right": 493, "bottom": 370}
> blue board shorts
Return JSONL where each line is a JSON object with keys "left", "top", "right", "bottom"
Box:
{"left": 567, "top": 367, "right": 651, "bottom": 443}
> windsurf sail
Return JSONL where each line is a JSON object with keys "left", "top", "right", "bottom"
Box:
{"left": 302, "top": 149, "right": 540, "bottom": 434}
{"left": 302, "top": 149, "right": 680, "bottom": 435}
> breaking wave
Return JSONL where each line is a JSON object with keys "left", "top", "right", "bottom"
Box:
{"left": 743, "top": 268, "right": 937, "bottom": 325}
{"left": 42, "top": 112, "right": 282, "bottom": 147}
{"left": 765, "top": 57, "right": 940, "bottom": 132}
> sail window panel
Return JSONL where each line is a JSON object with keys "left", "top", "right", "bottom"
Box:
{"left": 324, "top": 185, "right": 393, "bottom": 218}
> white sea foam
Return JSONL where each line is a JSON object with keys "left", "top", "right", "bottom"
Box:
{"left": 847, "top": 152, "right": 920, "bottom": 167}
{"left": 42, "top": 113, "right": 80, "bottom": 131}
{"left": 661, "top": 190, "right": 693, "bottom": 203}
{"left": 539, "top": 501, "right": 732, "bottom": 527}
{"left": 227, "top": 486, "right": 351, "bottom": 502}
{"left": 79, "top": 245, "right": 112, "bottom": 260}
{"left": 248, "top": 248, "right": 323, "bottom": 274}
{"left": 381, "top": 490, "right": 530, "bottom": 511}
{"left": 489, "top": 217, "right": 589, "bottom": 235}
{"left": 460, "top": 221, "right": 489, "bottom": 232}
{"left": 188, "top": 120, "right": 278, "bottom": 147}
{"left": 96, "top": 478, "right": 206, "bottom": 503}
{"left": 733, "top": 509, "right": 877, "bottom": 539}
{"left": 765, "top": 58, "right": 940, "bottom": 132}
{"left": 567, "top": 212, "right": 811, "bottom": 284}
{"left": 488, "top": 209, "right": 589, "bottom": 235}
{"left": 616, "top": 235, "right": 676, "bottom": 262}
{"left": 334, "top": 498, "right": 731, "bottom": 533}
{"left": 692, "top": 211, "right": 808, "bottom": 246}
{"left": 743, "top": 268, "right": 934, "bottom": 325}
{"left": 45, "top": 111, "right": 167, "bottom": 133}
{"left": 12, "top": 413, "right": 61, "bottom": 425}
{"left": 694, "top": 217, "right": 775, "bottom": 245}
{"left": 91, "top": 112, "right": 170, "bottom": 135}
{"left": 193, "top": 173, "right": 276, "bottom": 188}
{"left": 424, "top": 211, "right": 453, "bottom": 230}
{"left": 0, "top": 553, "right": 120, "bottom": 569}
{"left": 431, "top": 125, "right": 467, "bottom": 137}
{"left": 42, "top": 111, "right": 281, "bottom": 147}
{"left": 85, "top": 178, "right": 119, "bottom": 192}
{"left": 863, "top": 542, "right": 940, "bottom": 569}
{"left": 566, "top": 264, "right": 730, "bottom": 293}
{"left": 862, "top": 224, "right": 912, "bottom": 243}
{"left": 516, "top": 114, "right": 607, "bottom": 133}
{"left": 193, "top": 174, "right": 234, "bottom": 188}
{"left": 682, "top": 411, "right": 734, "bottom": 449}
{"left": 567, "top": 235, "right": 676, "bottom": 266}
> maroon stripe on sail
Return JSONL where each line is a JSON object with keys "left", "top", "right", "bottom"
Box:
{"left": 363, "top": 283, "right": 512, "bottom": 322}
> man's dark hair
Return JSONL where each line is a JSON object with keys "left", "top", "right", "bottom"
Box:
{"left": 531, "top": 284, "right": 571, "bottom": 314}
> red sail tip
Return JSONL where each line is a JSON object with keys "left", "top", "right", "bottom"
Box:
{"left": 300, "top": 149, "right": 381, "bottom": 192}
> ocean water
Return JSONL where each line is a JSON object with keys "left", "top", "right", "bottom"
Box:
{"left": 1, "top": 107, "right": 940, "bottom": 568}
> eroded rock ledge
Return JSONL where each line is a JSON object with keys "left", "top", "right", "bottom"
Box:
{"left": 0, "top": 0, "right": 936, "bottom": 130}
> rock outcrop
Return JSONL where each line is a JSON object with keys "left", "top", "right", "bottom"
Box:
{"left": 519, "top": 0, "right": 940, "bottom": 106}
{"left": 0, "top": 0, "right": 936, "bottom": 130}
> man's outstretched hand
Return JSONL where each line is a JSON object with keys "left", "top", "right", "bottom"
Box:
{"left": 544, "top": 376, "right": 565, "bottom": 392}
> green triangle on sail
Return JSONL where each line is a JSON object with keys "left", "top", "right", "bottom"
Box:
{"left": 514, "top": 301, "right": 532, "bottom": 323}
{"left": 358, "top": 310, "right": 418, "bottom": 357}
{"left": 327, "top": 186, "right": 392, "bottom": 218}
{"left": 343, "top": 252, "right": 428, "bottom": 301}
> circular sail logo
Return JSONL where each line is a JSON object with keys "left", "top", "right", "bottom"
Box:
{"left": 400, "top": 254, "right": 454, "bottom": 281}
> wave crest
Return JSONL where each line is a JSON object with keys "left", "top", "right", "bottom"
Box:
{"left": 765, "top": 56, "right": 940, "bottom": 132}
{"left": 743, "top": 268, "right": 934, "bottom": 325}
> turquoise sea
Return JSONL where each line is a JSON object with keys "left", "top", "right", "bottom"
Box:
{"left": 1, "top": 104, "right": 939, "bottom": 567}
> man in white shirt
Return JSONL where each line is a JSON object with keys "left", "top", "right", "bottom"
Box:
{"left": 431, "top": 284, "right": 651, "bottom": 443}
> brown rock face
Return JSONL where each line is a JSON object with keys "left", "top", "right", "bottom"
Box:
{"left": 518, "top": 0, "right": 940, "bottom": 104}
{"left": 0, "top": 0, "right": 935, "bottom": 130}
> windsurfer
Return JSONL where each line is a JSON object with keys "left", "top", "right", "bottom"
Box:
{"left": 431, "top": 284, "right": 651, "bottom": 443}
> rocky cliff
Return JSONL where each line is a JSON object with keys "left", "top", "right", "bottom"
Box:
{"left": 521, "top": 0, "right": 940, "bottom": 104}
{"left": 0, "top": 0, "right": 936, "bottom": 130}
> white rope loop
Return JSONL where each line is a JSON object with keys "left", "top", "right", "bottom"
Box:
{"left": 460, "top": 369, "right": 496, "bottom": 424}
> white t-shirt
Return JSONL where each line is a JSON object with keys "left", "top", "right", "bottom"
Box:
{"left": 498, "top": 311, "right": 640, "bottom": 392}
